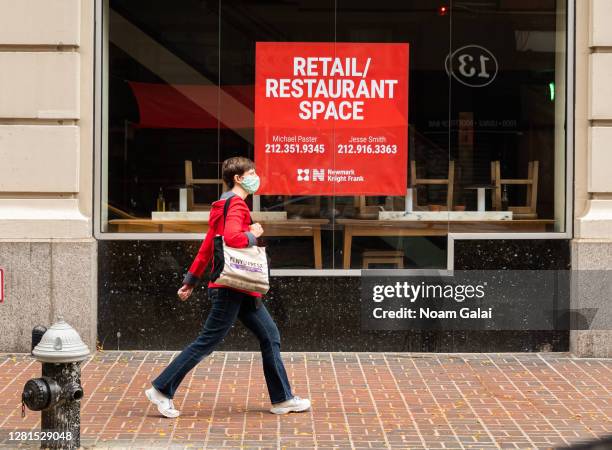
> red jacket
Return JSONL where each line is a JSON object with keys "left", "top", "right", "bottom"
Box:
{"left": 183, "top": 191, "right": 262, "bottom": 298}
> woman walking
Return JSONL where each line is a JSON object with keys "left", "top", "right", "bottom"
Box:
{"left": 145, "top": 156, "right": 311, "bottom": 418}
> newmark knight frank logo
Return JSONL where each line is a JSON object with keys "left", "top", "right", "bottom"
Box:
{"left": 312, "top": 169, "right": 325, "bottom": 181}
{"left": 297, "top": 168, "right": 325, "bottom": 182}
{"left": 297, "top": 168, "right": 310, "bottom": 181}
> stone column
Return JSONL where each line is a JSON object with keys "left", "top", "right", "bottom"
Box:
{"left": 572, "top": 0, "right": 612, "bottom": 357}
{"left": 0, "top": 0, "right": 97, "bottom": 352}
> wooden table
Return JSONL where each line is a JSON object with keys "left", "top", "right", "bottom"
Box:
{"left": 108, "top": 218, "right": 329, "bottom": 269}
{"left": 336, "top": 218, "right": 555, "bottom": 269}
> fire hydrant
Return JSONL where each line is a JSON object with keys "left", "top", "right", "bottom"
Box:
{"left": 22, "top": 317, "right": 90, "bottom": 449}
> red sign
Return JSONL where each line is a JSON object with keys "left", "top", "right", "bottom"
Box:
{"left": 255, "top": 42, "right": 409, "bottom": 195}
{"left": 0, "top": 268, "right": 4, "bottom": 303}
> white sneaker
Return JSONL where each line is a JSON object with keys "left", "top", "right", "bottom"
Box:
{"left": 145, "top": 386, "right": 180, "bottom": 418}
{"left": 269, "top": 395, "right": 311, "bottom": 415}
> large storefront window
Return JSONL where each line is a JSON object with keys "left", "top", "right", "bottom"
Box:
{"left": 101, "top": 0, "right": 568, "bottom": 270}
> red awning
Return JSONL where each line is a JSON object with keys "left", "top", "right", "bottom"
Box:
{"left": 128, "top": 81, "right": 254, "bottom": 129}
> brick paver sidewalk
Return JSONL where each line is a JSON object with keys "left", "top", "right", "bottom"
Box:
{"left": 0, "top": 351, "right": 611, "bottom": 449}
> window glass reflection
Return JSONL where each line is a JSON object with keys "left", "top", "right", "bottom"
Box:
{"left": 104, "top": 0, "right": 567, "bottom": 270}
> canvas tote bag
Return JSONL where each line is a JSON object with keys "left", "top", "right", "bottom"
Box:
{"left": 209, "top": 194, "right": 270, "bottom": 294}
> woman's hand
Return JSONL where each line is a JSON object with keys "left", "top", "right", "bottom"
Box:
{"left": 177, "top": 284, "right": 194, "bottom": 301}
{"left": 249, "top": 222, "right": 264, "bottom": 238}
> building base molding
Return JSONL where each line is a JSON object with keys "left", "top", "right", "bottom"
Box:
{"left": 575, "top": 199, "right": 612, "bottom": 239}
{"left": 0, "top": 199, "right": 91, "bottom": 239}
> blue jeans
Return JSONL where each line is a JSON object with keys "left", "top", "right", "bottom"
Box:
{"left": 152, "top": 287, "right": 293, "bottom": 404}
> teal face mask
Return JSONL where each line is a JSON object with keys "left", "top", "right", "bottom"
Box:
{"left": 240, "top": 174, "right": 260, "bottom": 194}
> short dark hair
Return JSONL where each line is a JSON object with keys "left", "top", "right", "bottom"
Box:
{"left": 222, "top": 156, "right": 255, "bottom": 189}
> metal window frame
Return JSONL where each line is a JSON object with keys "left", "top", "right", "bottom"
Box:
{"left": 93, "top": 0, "right": 575, "bottom": 277}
